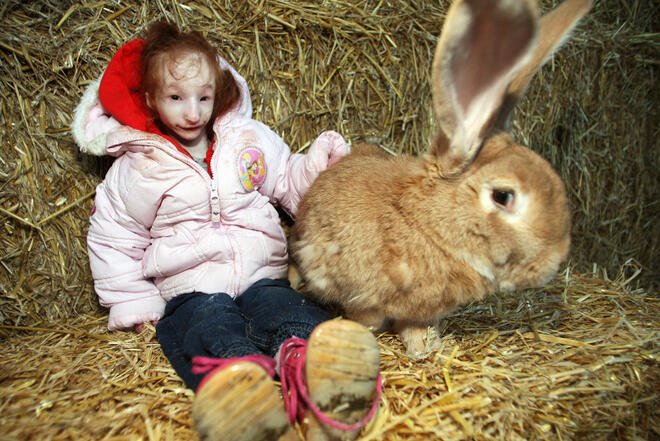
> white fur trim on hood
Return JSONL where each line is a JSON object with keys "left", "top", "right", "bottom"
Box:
{"left": 71, "top": 78, "right": 121, "bottom": 156}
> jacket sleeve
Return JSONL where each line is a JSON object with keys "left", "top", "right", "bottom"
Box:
{"left": 258, "top": 127, "right": 350, "bottom": 218}
{"left": 87, "top": 160, "right": 165, "bottom": 331}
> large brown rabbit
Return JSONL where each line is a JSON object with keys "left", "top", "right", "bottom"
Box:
{"left": 290, "top": 0, "right": 592, "bottom": 355}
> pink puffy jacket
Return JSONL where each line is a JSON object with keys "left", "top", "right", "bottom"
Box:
{"left": 71, "top": 40, "right": 349, "bottom": 331}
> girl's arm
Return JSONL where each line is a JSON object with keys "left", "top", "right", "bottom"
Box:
{"left": 261, "top": 128, "right": 350, "bottom": 218}
{"left": 87, "top": 169, "right": 166, "bottom": 331}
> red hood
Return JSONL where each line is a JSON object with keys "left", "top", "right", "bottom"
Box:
{"left": 99, "top": 39, "right": 214, "bottom": 169}
{"left": 99, "top": 39, "right": 152, "bottom": 133}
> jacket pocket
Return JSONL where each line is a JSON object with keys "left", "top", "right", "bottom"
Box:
{"left": 143, "top": 226, "right": 230, "bottom": 278}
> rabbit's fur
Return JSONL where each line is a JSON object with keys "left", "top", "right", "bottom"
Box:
{"left": 290, "top": 0, "right": 592, "bottom": 355}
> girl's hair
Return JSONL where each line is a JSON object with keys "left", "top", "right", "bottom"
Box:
{"left": 140, "top": 22, "right": 241, "bottom": 138}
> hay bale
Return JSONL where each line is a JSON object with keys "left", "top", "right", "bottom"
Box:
{"left": 0, "top": 0, "right": 657, "bottom": 327}
{"left": 514, "top": 1, "right": 659, "bottom": 289}
{"left": 0, "top": 1, "right": 658, "bottom": 440}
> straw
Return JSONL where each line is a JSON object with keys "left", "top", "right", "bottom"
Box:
{"left": 0, "top": 0, "right": 658, "bottom": 439}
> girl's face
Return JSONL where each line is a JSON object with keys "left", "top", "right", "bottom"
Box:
{"left": 147, "top": 52, "right": 216, "bottom": 151}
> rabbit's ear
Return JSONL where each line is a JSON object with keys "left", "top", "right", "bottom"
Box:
{"left": 492, "top": 0, "right": 593, "bottom": 129}
{"left": 430, "top": 0, "right": 539, "bottom": 174}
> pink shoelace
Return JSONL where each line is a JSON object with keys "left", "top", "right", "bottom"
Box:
{"left": 279, "top": 337, "right": 382, "bottom": 432}
{"left": 192, "top": 354, "right": 277, "bottom": 393}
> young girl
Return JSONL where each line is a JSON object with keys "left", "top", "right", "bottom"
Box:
{"left": 72, "top": 22, "right": 381, "bottom": 441}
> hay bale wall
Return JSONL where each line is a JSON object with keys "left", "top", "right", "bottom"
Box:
{"left": 0, "top": 1, "right": 658, "bottom": 440}
{"left": 0, "top": 0, "right": 657, "bottom": 328}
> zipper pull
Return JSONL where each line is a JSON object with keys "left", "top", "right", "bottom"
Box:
{"left": 210, "top": 180, "right": 221, "bottom": 228}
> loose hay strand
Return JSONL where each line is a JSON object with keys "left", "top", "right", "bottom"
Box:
{"left": 0, "top": 0, "right": 658, "bottom": 440}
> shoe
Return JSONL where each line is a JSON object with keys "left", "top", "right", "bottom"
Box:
{"left": 280, "top": 319, "right": 381, "bottom": 441}
{"left": 192, "top": 355, "right": 300, "bottom": 441}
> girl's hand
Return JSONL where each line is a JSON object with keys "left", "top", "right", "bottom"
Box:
{"left": 310, "top": 131, "right": 350, "bottom": 168}
{"left": 135, "top": 320, "right": 158, "bottom": 333}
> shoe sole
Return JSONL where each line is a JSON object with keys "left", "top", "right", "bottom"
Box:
{"left": 193, "top": 361, "right": 300, "bottom": 441}
{"left": 304, "top": 319, "right": 381, "bottom": 441}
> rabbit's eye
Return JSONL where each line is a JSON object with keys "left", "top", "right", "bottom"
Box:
{"left": 492, "top": 189, "right": 515, "bottom": 210}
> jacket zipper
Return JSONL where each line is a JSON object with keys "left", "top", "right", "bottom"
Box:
{"left": 210, "top": 179, "right": 221, "bottom": 228}
{"left": 208, "top": 142, "right": 239, "bottom": 295}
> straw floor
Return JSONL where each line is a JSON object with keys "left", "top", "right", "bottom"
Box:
{"left": 2, "top": 271, "right": 658, "bottom": 440}
{"left": 0, "top": 0, "right": 658, "bottom": 440}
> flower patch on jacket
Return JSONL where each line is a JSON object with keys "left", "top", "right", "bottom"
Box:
{"left": 238, "top": 147, "right": 266, "bottom": 191}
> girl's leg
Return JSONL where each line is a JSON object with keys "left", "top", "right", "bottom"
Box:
{"left": 158, "top": 292, "right": 298, "bottom": 441}
{"left": 297, "top": 319, "right": 381, "bottom": 441}
{"left": 156, "top": 292, "right": 262, "bottom": 391}
{"left": 235, "top": 278, "right": 333, "bottom": 356}
{"left": 237, "top": 279, "right": 381, "bottom": 441}
{"left": 193, "top": 361, "right": 298, "bottom": 441}
{"left": 167, "top": 282, "right": 380, "bottom": 441}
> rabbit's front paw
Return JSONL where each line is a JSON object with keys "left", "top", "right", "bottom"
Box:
{"left": 401, "top": 325, "right": 430, "bottom": 359}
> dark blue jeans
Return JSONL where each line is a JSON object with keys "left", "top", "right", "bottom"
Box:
{"left": 156, "top": 278, "right": 332, "bottom": 390}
